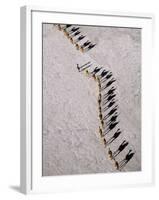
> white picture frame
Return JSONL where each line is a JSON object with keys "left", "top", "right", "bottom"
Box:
{"left": 20, "top": 6, "right": 154, "bottom": 194}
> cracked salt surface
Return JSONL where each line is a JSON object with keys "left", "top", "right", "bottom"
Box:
{"left": 42, "top": 24, "right": 141, "bottom": 176}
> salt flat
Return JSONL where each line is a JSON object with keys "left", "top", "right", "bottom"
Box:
{"left": 42, "top": 24, "right": 141, "bottom": 176}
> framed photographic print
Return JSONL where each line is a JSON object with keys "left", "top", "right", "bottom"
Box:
{"left": 20, "top": 6, "right": 154, "bottom": 194}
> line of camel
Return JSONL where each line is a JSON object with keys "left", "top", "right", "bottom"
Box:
{"left": 55, "top": 24, "right": 136, "bottom": 171}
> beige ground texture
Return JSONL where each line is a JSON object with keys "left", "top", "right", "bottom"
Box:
{"left": 42, "top": 24, "right": 141, "bottom": 176}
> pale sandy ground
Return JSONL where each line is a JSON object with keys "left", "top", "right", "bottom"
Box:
{"left": 42, "top": 24, "right": 141, "bottom": 176}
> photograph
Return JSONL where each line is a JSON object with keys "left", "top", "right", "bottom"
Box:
{"left": 42, "top": 23, "right": 141, "bottom": 176}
